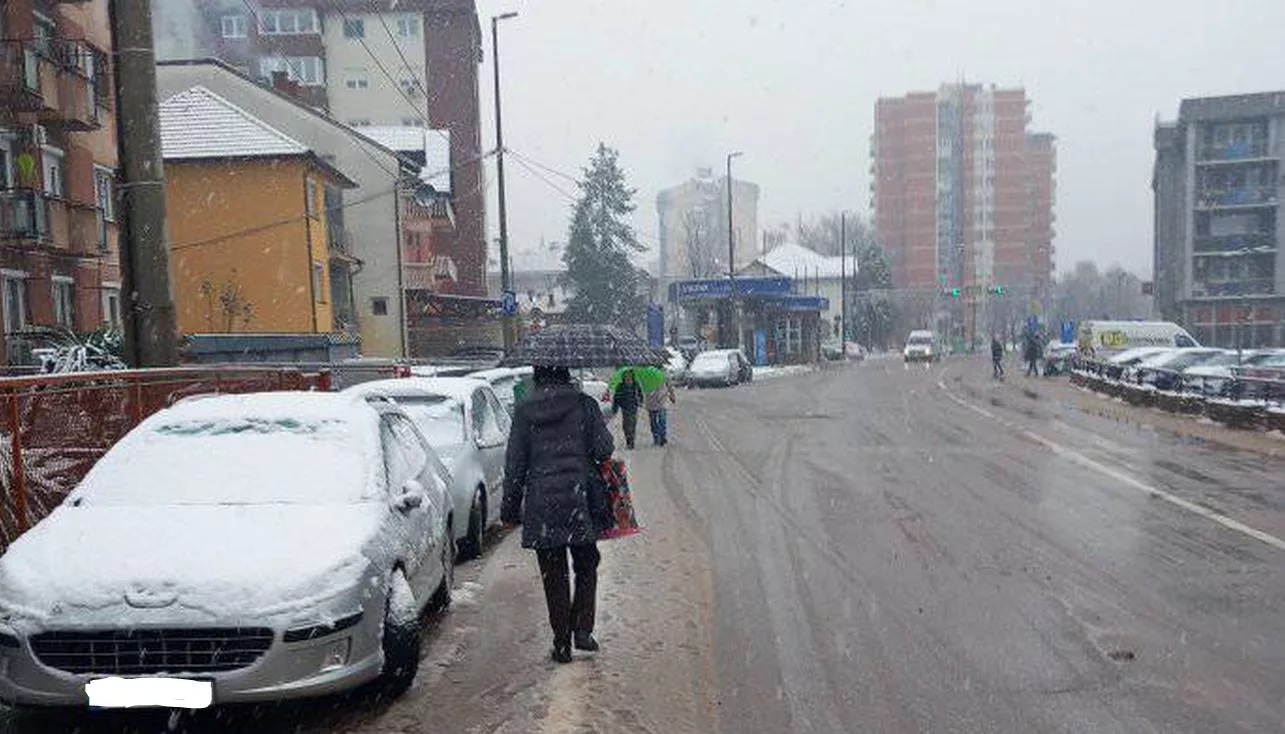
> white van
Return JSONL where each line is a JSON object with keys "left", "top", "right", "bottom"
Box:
{"left": 903, "top": 330, "right": 943, "bottom": 363}
{"left": 1076, "top": 321, "right": 1199, "bottom": 357}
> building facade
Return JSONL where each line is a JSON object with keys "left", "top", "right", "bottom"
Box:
{"left": 1154, "top": 92, "right": 1285, "bottom": 348}
{"left": 872, "top": 84, "right": 1056, "bottom": 342}
{"left": 0, "top": 0, "right": 121, "bottom": 365}
{"left": 656, "top": 168, "right": 759, "bottom": 294}
{"left": 155, "top": 0, "right": 487, "bottom": 297}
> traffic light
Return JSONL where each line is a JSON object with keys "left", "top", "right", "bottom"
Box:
{"left": 950, "top": 287, "right": 961, "bottom": 298}
{"left": 991, "top": 285, "right": 1006, "bottom": 295}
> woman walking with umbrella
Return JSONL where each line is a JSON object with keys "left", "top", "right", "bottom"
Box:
{"left": 501, "top": 325, "right": 666, "bottom": 663}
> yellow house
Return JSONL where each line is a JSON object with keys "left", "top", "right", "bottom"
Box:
{"left": 159, "top": 86, "right": 356, "bottom": 336}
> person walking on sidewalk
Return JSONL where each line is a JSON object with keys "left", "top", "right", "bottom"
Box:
{"left": 645, "top": 377, "right": 676, "bottom": 446}
{"left": 991, "top": 335, "right": 1005, "bottom": 379}
{"left": 612, "top": 370, "right": 643, "bottom": 449}
{"left": 502, "top": 366, "right": 615, "bottom": 664}
{"left": 1023, "top": 331, "right": 1041, "bottom": 377}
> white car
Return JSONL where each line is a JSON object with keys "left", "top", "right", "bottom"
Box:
{"left": 903, "top": 330, "right": 942, "bottom": 363}
{"left": 468, "top": 366, "right": 532, "bottom": 415}
{"left": 0, "top": 392, "right": 455, "bottom": 707}
{"left": 347, "top": 377, "right": 509, "bottom": 560}
{"left": 1182, "top": 350, "right": 1285, "bottom": 395}
{"left": 574, "top": 368, "right": 614, "bottom": 415}
{"left": 687, "top": 349, "right": 753, "bottom": 387}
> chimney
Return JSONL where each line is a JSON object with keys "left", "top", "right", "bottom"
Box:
{"left": 270, "top": 71, "right": 303, "bottom": 102}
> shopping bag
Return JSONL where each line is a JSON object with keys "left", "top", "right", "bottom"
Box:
{"left": 597, "top": 458, "right": 642, "bottom": 539}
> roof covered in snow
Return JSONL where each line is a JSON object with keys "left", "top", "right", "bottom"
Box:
{"left": 358, "top": 126, "right": 453, "bottom": 194}
{"left": 746, "top": 242, "right": 858, "bottom": 280}
{"left": 160, "top": 86, "right": 308, "bottom": 160}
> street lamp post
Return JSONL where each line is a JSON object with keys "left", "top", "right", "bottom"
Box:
{"left": 492, "top": 12, "right": 518, "bottom": 350}
{"left": 726, "top": 151, "right": 743, "bottom": 349}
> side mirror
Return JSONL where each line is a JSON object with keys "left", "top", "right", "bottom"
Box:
{"left": 395, "top": 480, "right": 425, "bottom": 512}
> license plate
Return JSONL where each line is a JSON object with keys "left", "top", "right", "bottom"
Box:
{"left": 86, "top": 676, "right": 213, "bottom": 709}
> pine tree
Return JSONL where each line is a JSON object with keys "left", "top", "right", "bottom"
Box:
{"left": 562, "top": 143, "right": 646, "bottom": 329}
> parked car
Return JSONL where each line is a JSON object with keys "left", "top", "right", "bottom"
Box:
{"left": 822, "top": 339, "right": 844, "bottom": 361}
{"left": 663, "top": 347, "right": 689, "bottom": 386}
{"left": 846, "top": 342, "right": 868, "bottom": 361}
{"left": 574, "top": 368, "right": 614, "bottom": 415}
{"left": 1182, "top": 350, "right": 1285, "bottom": 396}
{"left": 676, "top": 335, "right": 702, "bottom": 361}
{"left": 687, "top": 349, "right": 753, "bottom": 387}
{"left": 1129, "top": 348, "right": 1227, "bottom": 389}
{"left": 1042, "top": 341, "right": 1078, "bottom": 375}
{"left": 467, "top": 366, "right": 532, "bottom": 415}
{"left": 0, "top": 392, "right": 455, "bottom": 707}
{"left": 347, "top": 377, "right": 509, "bottom": 560}
{"left": 903, "top": 330, "right": 942, "bottom": 363}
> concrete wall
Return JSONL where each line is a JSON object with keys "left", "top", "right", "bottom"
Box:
{"left": 156, "top": 62, "right": 407, "bottom": 357}
{"left": 1152, "top": 123, "right": 1186, "bottom": 321}
{"left": 322, "top": 10, "right": 428, "bottom": 126}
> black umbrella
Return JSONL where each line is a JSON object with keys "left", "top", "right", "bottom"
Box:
{"left": 503, "top": 323, "right": 667, "bottom": 367}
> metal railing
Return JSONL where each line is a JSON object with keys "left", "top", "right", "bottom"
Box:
{"left": 1198, "top": 141, "right": 1272, "bottom": 162}
{"left": 1196, "top": 186, "right": 1278, "bottom": 208}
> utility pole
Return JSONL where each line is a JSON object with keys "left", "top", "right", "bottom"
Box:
{"left": 726, "top": 151, "right": 742, "bottom": 349}
{"left": 110, "top": 0, "right": 177, "bottom": 367}
{"left": 840, "top": 212, "right": 847, "bottom": 345}
{"left": 492, "top": 12, "right": 518, "bottom": 350}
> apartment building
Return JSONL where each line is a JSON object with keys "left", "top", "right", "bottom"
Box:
{"left": 157, "top": 0, "right": 487, "bottom": 296}
{"left": 0, "top": 0, "right": 120, "bottom": 365}
{"left": 656, "top": 167, "right": 760, "bottom": 293}
{"left": 872, "top": 84, "right": 1057, "bottom": 342}
{"left": 1154, "top": 92, "right": 1285, "bottom": 348}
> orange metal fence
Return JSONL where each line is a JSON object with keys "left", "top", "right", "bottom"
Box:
{"left": 0, "top": 367, "right": 326, "bottom": 550}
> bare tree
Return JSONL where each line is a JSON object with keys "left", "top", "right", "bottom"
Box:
{"left": 682, "top": 208, "right": 721, "bottom": 277}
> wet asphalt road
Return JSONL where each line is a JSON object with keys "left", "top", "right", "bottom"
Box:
{"left": 670, "top": 357, "right": 1285, "bottom": 733}
{"left": 4, "top": 357, "right": 1284, "bottom": 733}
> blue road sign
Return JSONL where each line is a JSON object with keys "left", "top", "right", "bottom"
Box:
{"left": 1060, "top": 320, "right": 1075, "bottom": 344}
{"left": 501, "top": 290, "right": 518, "bottom": 316}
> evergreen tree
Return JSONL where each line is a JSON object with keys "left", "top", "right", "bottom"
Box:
{"left": 562, "top": 143, "right": 646, "bottom": 329}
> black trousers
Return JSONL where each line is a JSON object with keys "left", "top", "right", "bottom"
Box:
{"left": 536, "top": 543, "right": 600, "bottom": 644}
{"left": 620, "top": 409, "right": 638, "bottom": 447}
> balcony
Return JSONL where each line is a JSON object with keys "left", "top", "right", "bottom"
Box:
{"left": 0, "top": 39, "right": 102, "bottom": 130}
{"left": 1197, "top": 141, "right": 1275, "bottom": 164}
{"left": 1194, "top": 232, "right": 1277, "bottom": 254}
{"left": 1195, "top": 186, "right": 1279, "bottom": 210}
{"left": 0, "top": 188, "right": 101, "bottom": 255}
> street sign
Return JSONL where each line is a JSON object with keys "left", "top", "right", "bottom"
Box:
{"left": 1060, "top": 320, "right": 1075, "bottom": 344}
{"left": 501, "top": 290, "right": 518, "bottom": 316}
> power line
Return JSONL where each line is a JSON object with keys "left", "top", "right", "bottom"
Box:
{"left": 507, "top": 148, "right": 580, "bottom": 186}
{"left": 510, "top": 154, "right": 578, "bottom": 203}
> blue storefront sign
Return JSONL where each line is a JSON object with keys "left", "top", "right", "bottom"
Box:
{"left": 1060, "top": 320, "right": 1075, "bottom": 344}
{"left": 758, "top": 295, "right": 830, "bottom": 312}
{"left": 670, "top": 276, "right": 792, "bottom": 302}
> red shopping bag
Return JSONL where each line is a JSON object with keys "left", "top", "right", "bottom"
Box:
{"left": 597, "top": 458, "right": 642, "bottom": 539}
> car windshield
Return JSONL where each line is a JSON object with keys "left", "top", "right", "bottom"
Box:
{"left": 691, "top": 353, "right": 726, "bottom": 369}
{"left": 75, "top": 417, "right": 371, "bottom": 506}
{"left": 397, "top": 396, "right": 467, "bottom": 450}
{"left": 1154, "top": 351, "right": 1222, "bottom": 370}
{"left": 908, "top": 335, "right": 932, "bottom": 346}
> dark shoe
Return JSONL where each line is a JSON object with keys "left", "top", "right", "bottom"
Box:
{"left": 573, "top": 632, "right": 599, "bottom": 652}
{"left": 626, "top": 442, "right": 635, "bottom": 450}
{"left": 551, "top": 642, "right": 573, "bottom": 664}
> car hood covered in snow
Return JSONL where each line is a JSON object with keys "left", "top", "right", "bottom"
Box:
{"left": 0, "top": 503, "right": 385, "bottom": 630}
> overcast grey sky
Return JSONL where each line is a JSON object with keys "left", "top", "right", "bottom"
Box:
{"left": 476, "top": 0, "right": 1285, "bottom": 276}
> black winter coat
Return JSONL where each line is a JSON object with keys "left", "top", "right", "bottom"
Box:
{"left": 613, "top": 380, "right": 643, "bottom": 414}
{"left": 502, "top": 385, "right": 615, "bottom": 549}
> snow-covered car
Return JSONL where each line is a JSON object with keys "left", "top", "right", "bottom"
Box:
{"left": 0, "top": 392, "right": 455, "bottom": 708}
{"left": 1042, "top": 341, "right": 1078, "bottom": 375}
{"left": 347, "top": 377, "right": 509, "bottom": 560}
{"left": 687, "top": 349, "right": 753, "bottom": 387}
{"left": 467, "top": 366, "right": 532, "bottom": 415}
{"left": 574, "top": 369, "right": 614, "bottom": 415}
{"left": 1181, "top": 350, "right": 1285, "bottom": 395}
{"left": 1128, "top": 348, "right": 1227, "bottom": 389}
{"left": 663, "top": 347, "right": 689, "bottom": 385}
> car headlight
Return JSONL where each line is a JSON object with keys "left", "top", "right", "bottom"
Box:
{"left": 283, "top": 610, "right": 364, "bottom": 643}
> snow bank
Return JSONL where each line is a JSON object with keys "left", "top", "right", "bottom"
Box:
{"left": 752, "top": 365, "right": 816, "bottom": 380}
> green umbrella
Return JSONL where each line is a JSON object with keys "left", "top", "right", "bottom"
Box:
{"left": 608, "top": 366, "right": 667, "bottom": 394}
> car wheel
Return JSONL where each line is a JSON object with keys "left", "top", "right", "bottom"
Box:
{"left": 379, "top": 569, "right": 422, "bottom": 696}
{"left": 457, "top": 488, "right": 484, "bottom": 561}
{"left": 431, "top": 523, "right": 455, "bottom": 612}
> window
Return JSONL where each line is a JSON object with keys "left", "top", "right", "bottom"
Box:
{"left": 401, "top": 117, "right": 425, "bottom": 127}
{"left": 397, "top": 17, "right": 419, "bottom": 38}
{"left": 347, "top": 118, "right": 371, "bottom": 127}
{"left": 399, "top": 78, "right": 423, "bottom": 98}
{"left": 0, "top": 139, "right": 12, "bottom": 188}
{"left": 259, "top": 56, "right": 324, "bottom": 86}
{"left": 42, "top": 147, "right": 64, "bottom": 197}
{"left": 343, "top": 18, "right": 365, "bottom": 38}
{"left": 371, "top": 297, "right": 388, "bottom": 316}
{"left": 52, "top": 277, "right": 74, "bottom": 328}
{"left": 3, "top": 272, "right": 27, "bottom": 334}
{"left": 221, "top": 15, "right": 248, "bottom": 39}
{"left": 313, "top": 262, "right": 325, "bottom": 302}
{"left": 94, "top": 166, "right": 115, "bottom": 221}
{"left": 484, "top": 389, "right": 511, "bottom": 434}
{"left": 305, "top": 178, "right": 318, "bottom": 217}
{"left": 102, "top": 284, "right": 121, "bottom": 329}
{"left": 33, "top": 14, "right": 54, "bottom": 55}
{"left": 259, "top": 9, "right": 319, "bottom": 35}
{"left": 345, "top": 73, "right": 369, "bottom": 90}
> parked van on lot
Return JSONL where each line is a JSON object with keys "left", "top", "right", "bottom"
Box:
{"left": 1076, "top": 321, "right": 1199, "bottom": 358}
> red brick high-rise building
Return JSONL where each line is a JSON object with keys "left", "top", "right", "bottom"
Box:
{"left": 872, "top": 84, "right": 1056, "bottom": 340}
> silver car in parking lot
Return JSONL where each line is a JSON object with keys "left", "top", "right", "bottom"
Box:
{"left": 0, "top": 392, "right": 455, "bottom": 708}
